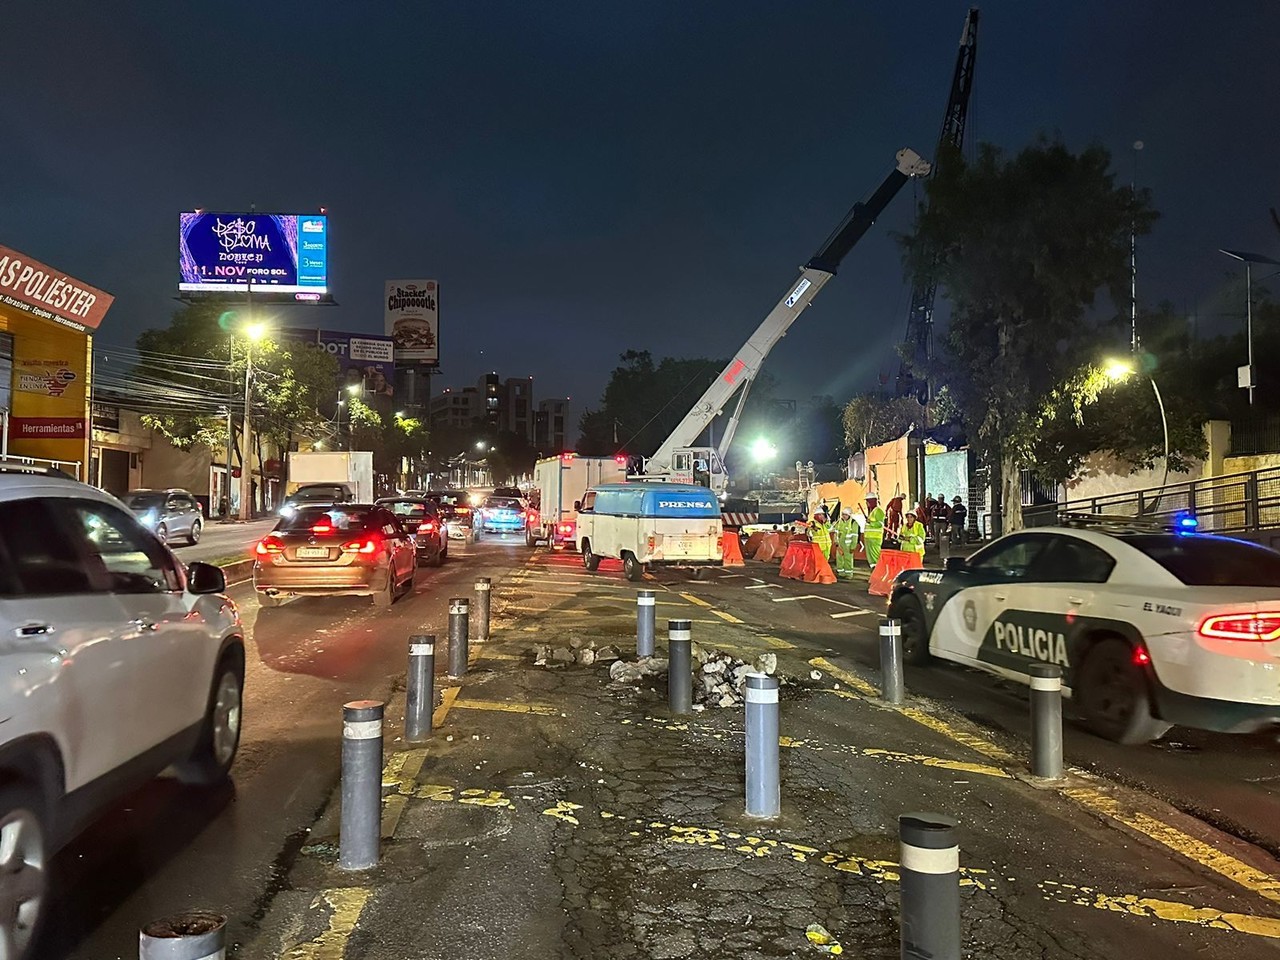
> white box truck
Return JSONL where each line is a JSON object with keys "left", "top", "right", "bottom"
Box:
{"left": 528, "top": 454, "right": 628, "bottom": 548}
{"left": 286, "top": 451, "right": 375, "bottom": 502}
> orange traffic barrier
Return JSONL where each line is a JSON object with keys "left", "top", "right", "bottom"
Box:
{"left": 721, "top": 531, "right": 745, "bottom": 566}
{"left": 779, "top": 538, "right": 810, "bottom": 580}
{"left": 754, "top": 532, "right": 784, "bottom": 562}
{"left": 805, "top": 543, "right": 837, "bottom": 584}
{"left": 744, "top": 531, "right": 766, "bottom": 557}
{"left": 868, "top": 549, "right": 923, "bottom": 597}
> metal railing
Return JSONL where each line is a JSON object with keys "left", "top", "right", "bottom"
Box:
{"left": 0, "top": 456, "right": 82, "bottom": 480}
{"left": 1056, "top": 465, "right": 1280, "bottom": 535}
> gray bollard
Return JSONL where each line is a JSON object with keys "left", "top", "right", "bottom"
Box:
{"left": 339, "top": 700, "right": 384, "bottom": 871}
{"left": 879, "top": 618, "right": 905, "bottom": 705}
{"left": 405, "top": 635, "right": 435, "bottom": 743}
{"left": 139, "top": 911, "right": 226, "bottom": 959}
{"left": 448, "top": 598, "right": 470, "bottom": 678}
{"left": 899, "top": 813, "right": 961, "bottom": 960}
{"left": 1029, "top": 663, "right": 1064, "bottom": 779}
{"left": 474, "top": 578, "right": 492, "bottom": 642}
{"left": 744, "top": 672, "right": 780, "bottom": 818}
{"left": 667, "top": 619, "right": 693, "bottom": 715}
{"left": 636, "top": 589, "right": 657, "bottom": 657}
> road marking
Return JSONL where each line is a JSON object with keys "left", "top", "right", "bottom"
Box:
{"left": 1040, "top": 880, "right": 1280, "bottom": 940}
{"left": 1064, "top": 785, "right": 1280, "bottom": 906}
{"left": 713, "top": 610, "right": 745, "bottom": 624}
{"left": 761, "top": 635, "right": 796, "bottom": 649}
{"left": 433, "top": 686, "right": 460, "bottom": 728}
{"left": 454, "top": 699, "right": 560, "bottom": 716}
{"left": 830, "top": 610, "right": 874, "bottom": 619}
{"left": 280, "top": 887, "right": 372, "bottom": 960}
{"left": 808, "top": 657, "right": 880, "bottom": 698}
{"left": 679, "top": 593, "right": 714, "bottom": 608}
{"left": 745, "top": 583, "right": 781, "bottom": 590}
{"left": 771, "top": 594, "right": 819, "bottom": 602}
{"left": 481, "top": 652, "right": 523, "bottom": 661}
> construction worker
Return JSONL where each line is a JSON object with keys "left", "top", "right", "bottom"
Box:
{"left": 862, "top": 495, "right": 885, "bottom": 568}
{"left": 832, "top": 507, "right": 859, "bottom": 580}
{"left": 809, "top": 509, "right": 833, "bottom": 560}
{"left": 900, "top": 509, "right": 927, "bottom": 563}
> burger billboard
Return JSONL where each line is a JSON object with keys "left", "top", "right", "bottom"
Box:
{"left": 385, "top": 280, "right": 438, "bottom": 366}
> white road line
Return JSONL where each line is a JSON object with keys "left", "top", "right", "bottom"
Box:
{"left": 771, "top": 595, "right": 820, "bottom": 602}
{"left": 830, "top": 610, "right": 875, "bottom": 619}
{"left": 745, "top": 583, "right": 781, "bottom": 590}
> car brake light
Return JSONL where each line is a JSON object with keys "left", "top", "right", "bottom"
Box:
{"left": 311, "top": 522, "right": 333, "bottom": 534}
{"left": 1132, "top": 646, "right": 1151, "bottom": 666}
{"left": 559, "top": 524, "right": 573, "bottom": 533}
{"left": 1198, "top": 613, "right": 1280, "bottom": 642}
{"left": 341, "top": 535, "right": 382, "bottom": 555}
{"left": 255, "top": 535, "right": 284, "bottom": 555}
{"left": 418, "top": 520, "right": 437, "bottom": 533}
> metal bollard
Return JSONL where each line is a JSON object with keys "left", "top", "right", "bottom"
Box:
{"left": 744, "top": 672, "right": 780, "bottom": 818}
{"left": 448, "top": 598, "right": 470, "bottom": 678}
{"left": 899, "top": 813, "right": 961, "bottom": 960}
{"left": 879, "top": 618, "right": 905, "bottom": 705}
{"left": 1029, "top": 663, "right": 1064, "bottom": 779}
{"left": 139, "top": 911, "right": 226, "bottom": 959}
{"left": 474, "top": 578, "right": 491, "bottom": 642}
{"left": 636, "top": 589, "right": 656, "bottom": 657}
{"left": 339, "top": 700, "right": 384, "bottom": 871}
{"left": 405, "top": 635, "right": 435, "bottom": 743}
{"left": 667, "top": 619, "right": 693, "bottom": 715}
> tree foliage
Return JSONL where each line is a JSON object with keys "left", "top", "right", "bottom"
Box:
{"left": 841, "top": 394, "right": 924, "bottom": 453}
{"left": 903, "top": 138, "right": 1157, "bottom": 530}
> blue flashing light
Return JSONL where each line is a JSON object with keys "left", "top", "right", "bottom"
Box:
{"left": 1174, "top": 513, "right": 1199, "bottom": 534}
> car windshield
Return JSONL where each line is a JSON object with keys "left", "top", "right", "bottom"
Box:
{"left": 429, "top": 492, "right": 469, "bottom": 508}
{"left": 381, "top": 500, "right": 433, "bottom": 520}
{"left": 278, "top": 506, "right": 374, "bottom": 533}
{"left": 123, "top": 493, "right": 165, "bottom": 510}
{"left": 484, "top": 497, "right": 522, "bottom": 510}
{"left": 294, "top": 485, "right": 347, "bottom": 501}
{"left": 1123, "top": 534, "right": 1280, "bottom": 587}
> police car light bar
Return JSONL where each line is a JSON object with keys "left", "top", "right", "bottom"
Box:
{"left": 1058, "top": 511, "right": 1200, "bottom": 535}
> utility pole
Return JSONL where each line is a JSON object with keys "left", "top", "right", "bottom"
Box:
{"left": 1130, "top": 140, "right": 1143, "bottom": 354}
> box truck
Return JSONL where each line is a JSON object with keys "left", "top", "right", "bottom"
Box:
{"left": 286, "top": 451, "right": 375, "bottom": 502}
{"left": 528, "top": 454, "right": 628, "bottom": 548}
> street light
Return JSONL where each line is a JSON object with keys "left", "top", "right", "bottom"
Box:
{"left": 1219, "top": 249, "right": 1280, "bottom": 405}
{"left": 751, "top": 437, "right": 777, "bottom": 462}
{"left": 476, "top": 441, "right": 487, "bottom": 451}
{"left": 238, "top": 322, "right": 269, "bottom": 521}
{"left": 1103, "top": 358, "right": 1169, "bottom": 494}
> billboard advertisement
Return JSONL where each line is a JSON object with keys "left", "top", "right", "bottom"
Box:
{"left": 179, "top": 212, "right": 328, "bottom": 299}
{"left": 385, "top": 279, "right": 439, "bottom": 366}
{"left": 0, "top": 242, "right": 114, "bottom": 333}
{"left": 280, "top": 328, "right": 396, "bottom": 397}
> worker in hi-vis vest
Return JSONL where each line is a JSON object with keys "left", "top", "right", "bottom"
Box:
{"left": 809, "top": 510, "right": 833, "bottom": 559}
{"left": 832, "top": 507, "right": 859, "bottom": 580}
{"left": 899, "top": 509, "right": 927, "bottom": 563}
{"left": 862, "top": 494, "right": 885, "bottom": 568}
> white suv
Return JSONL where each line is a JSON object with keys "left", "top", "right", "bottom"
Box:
{"left": 0, "top": 464, "right": 245, "bottom": 958}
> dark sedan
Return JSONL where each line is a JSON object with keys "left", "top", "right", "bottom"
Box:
{"left": 376, "top": 497, "right": 447, "bottom": 566}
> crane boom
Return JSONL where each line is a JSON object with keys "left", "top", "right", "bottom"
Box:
{"left": 896, "top": 7, "right": 979, "bottom": 403}
{"left": 643, "top": 147, "right": 931, "bottom": 492}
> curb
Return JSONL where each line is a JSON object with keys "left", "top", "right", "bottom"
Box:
{"left": 218, "top": 558, "right": 255, "bottom": 586}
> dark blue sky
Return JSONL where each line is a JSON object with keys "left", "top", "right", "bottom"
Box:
{"left": 5, "top": 1, "right": 1279, "bottom": 419}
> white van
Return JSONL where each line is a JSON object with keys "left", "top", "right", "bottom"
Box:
{"left": 575, "top": 483, "right": 724, "bottom": 581}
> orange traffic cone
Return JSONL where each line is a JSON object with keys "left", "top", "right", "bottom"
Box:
{"left": 721, "top": 531, "right": 745, "bottom": 567}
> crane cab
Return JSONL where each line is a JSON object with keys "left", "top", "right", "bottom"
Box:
{"left": 648, "top": 447, "right": 728, "bottom": 495}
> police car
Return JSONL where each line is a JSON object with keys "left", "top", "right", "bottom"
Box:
{"left": 887, "top": 516, "right": 1280, "bottom": 744}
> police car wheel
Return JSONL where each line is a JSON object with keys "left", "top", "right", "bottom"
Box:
{"left": 1077, "top": 638, "right": 1171, "bottom": 745}
{"left": 889, "top": 595, "right": 931, "bottom": 665}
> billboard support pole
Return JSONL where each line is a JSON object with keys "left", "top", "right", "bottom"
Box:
{"left": 238, "top": 281, "right": 254, "bottom": 521}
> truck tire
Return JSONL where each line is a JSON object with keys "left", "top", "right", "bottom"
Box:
{"left": 526, "top": 526, "right": 537, "bottom": 548}
{"left": 582, "top": 540, "right": 601, "bottom": 572}
{"left": 623, "top": 552, "right": 643, "bottom": 582}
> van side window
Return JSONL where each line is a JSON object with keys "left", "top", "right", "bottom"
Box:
{"left": 581, "top": 492, "right": 596, "bottom": 512}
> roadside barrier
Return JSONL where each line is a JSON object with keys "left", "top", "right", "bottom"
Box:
{"left": 636, "top": 590, "right": 656, "bottom": 657}
{"left": 779, "top": 539, "right": 810, "bottom": 580}
{"left": 899, "top": 813, "right": 961, "bottom": 960}
{"left": 667, "top": 619, "right": 693, "bottom": 714}
{"left": 1029, "top": 663, "right": 1064, "bottom": 779}
{"left": 745, "top": 673, "right": 781, "bottom": 818}
{"left": 406, "top": 635, "right": 436, "bottom": 743}
{"left": 339, "top": 700, "right": 384, "bottom": 871}
{"left": 721, "top": 531, "right": 745, "bottom": 566}
{"left": 878, "top": 618, "right": 905, "bottom": 705}
{"left": 448, "top": 598, "right": 469, "bottom": 678}
{"left": 805, "top": 544, "right": 837, "bottom": 584}
{"left": 868, "top": 549, "right": 923, "bottom": 597}
{"left": 139, "top": 911, "right": 226, "bottom": 959}
{"left": 474, "top": 578, "right": 492, "bottom": 642}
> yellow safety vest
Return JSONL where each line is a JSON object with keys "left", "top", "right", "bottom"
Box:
{"left": 900, "top": 520, "right": 926, "bottom": 554}
{"left": 864, "top": 506, "right": 885, "bottom": 538}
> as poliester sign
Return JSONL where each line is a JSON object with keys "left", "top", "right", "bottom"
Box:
{"left": 0, "top": 243, "right": 114, "bottom": 332}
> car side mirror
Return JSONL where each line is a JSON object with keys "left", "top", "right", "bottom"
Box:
{"left": 187, "top": 561, "right": 227, "bottom": 595}
{"left": 573, "top": 500, "right": 582, "bottom": 512}
{"left": 944, "top": 556, "right": 968, "bottom": 573}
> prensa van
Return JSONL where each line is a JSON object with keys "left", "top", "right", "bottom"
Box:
{"left": 574, "top": 483, "right": 723, "bottom": 581}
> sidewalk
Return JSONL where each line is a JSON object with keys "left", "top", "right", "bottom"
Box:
{"left": 249, "top": 559, "right": 1280, "bottom": 959}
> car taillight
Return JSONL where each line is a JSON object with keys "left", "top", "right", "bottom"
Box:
{"left": 341, "top": 535, "right": 382, "bottom": 555}
{"left": 311, "top": 522, "right": 333, "bottom": 534}
{"left": 559, "top": 524, "right": 573, "bottom": 533}
{"left": 1198, "top": 613, "right": 1280, "bottom": 642}
{"left": 457, "top": 506, "right": 471, "bottom": 515}
{"left": 255, "top": 535, "right": 284, "bottom": 555}
{"left": 418, "top": 520, "right": 437, "bottom": 533}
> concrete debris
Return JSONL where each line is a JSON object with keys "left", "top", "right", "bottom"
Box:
{"left": 810, "top": 669, "right": 823, "bottom": 681}
{"left": 755, "top": 652, "right": 778, "bottom": 676}
{"left": 805, "top": 922, "right": 843, "bottom": 954}
{"left": 577, "top": 648, "right": 596, "bottom": 666}
{"left": 595, "top": 645, "right": 621, "bottom": 663}
{"left": 551, "top": 647, "right": 576, "bottom": 663}
{"left": 609, "top": 660, "right": 644, "bottom": 683}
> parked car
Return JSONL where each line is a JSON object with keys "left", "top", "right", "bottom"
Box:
{"left": 278, "top": 483, "right": 355, "bottom": 518}
{"left": 253, "top": 504, "right": 417, "bottom": 607}
{"left": 479, "top": 495, "right": 528, "bottom": 535}
{"left": 376, "top": 497, "right": 447, "bottom": 566}
{"left": 0, "top": 462, "right": 244, "bottom": 959}
{"left": 123, "top": 488, "right": 204, "bottom": 545}
{"left": 425, "top": 490, "right": 477, "bottom": 541}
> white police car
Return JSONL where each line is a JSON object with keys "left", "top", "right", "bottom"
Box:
{"left": 887, "top": 517, "right": 1280, "bottom": 744}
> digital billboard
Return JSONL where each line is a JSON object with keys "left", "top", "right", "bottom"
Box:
{"left": 385, "top": 279, "right": 439, "bottom": 366}
{"left": 179, "top": 212, "right": 328, "bottom": 300}
{"left": 279, "top": 328, "right": 396, "bottom": 397}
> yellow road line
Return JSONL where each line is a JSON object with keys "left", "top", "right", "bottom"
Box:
{"left": 454, "top": 699, "right": 560, "bottom": 716}
{"left": 481, "top": 652, "right": 523, "bottom": 661}
{"left": 280, "top": 887, "right": 373, "bottom": 960}
{"left": 432, "top": 686, "right": 460, "bottom": 728}
{"left": 679, "top": 593, "right": 714, "bottom": 608}
{"left": 1065, "top": 786, "right": 1280, "bottom": 906}
{"left": 713, "top": 610, "right": 745, "bottom": 624}
{"left": 762, "top": 635, "right": 797, "bottom": 649}
{"left": 808, "top": 657, "right": 880, "bottom": 698}
{"left": 1041, "top": 880, "right": 1280, "bottom": 940}
{"left": 778, "top": 735, "right": 1011, "bottom": 779}
{"left": 380, "top": 748, "right": 428, "bottom": 838}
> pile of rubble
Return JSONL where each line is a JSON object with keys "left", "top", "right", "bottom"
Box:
{"left": 607, "top": 644, "right": 783, "bottom": 709}
{"left": 532, "top": 638, "right": 622, "bottom": 667}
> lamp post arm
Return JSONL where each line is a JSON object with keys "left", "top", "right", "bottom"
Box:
{"left": 1149, "top": 375, "right": 1169, "bottom": 491}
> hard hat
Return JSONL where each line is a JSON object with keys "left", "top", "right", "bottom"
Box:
{"left": 953, "top": 496, "right": 962, "bottom": 503}
{"left": 841, "top": 507, "right": 852, "bottom": 516}
{"left": 865, "top": 494, "right": 878, "bottom": 501}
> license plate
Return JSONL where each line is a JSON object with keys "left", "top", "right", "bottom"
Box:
{"left": 297, "top": 547, "right": 329, "bottom": 559}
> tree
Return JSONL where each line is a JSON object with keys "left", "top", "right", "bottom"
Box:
{"left": 842, "top": 394, "right": 924, "bottom": 453}
{"left": 903, "top": 138, "right": 1157, "bottom": 531}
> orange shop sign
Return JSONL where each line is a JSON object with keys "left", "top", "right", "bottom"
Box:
{"left": 0, "top": 243, "right": 114, "bottom": 332}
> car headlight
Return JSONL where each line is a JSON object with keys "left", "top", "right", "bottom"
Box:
{"left": 280, "top": 504, "right": 296, "bottom": 518}
{"left": 141, "top": 509, "right": 159, "bottom": 526}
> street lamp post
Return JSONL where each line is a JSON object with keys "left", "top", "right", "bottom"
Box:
{"left": 1219, "top": 249, "right": 1280, "bottom": 406}
{"left": 238, "top": 322, "right": 266, "bottom": 520}
{"left": 1104, "top": 359, "right": 1169, "bottom": 496}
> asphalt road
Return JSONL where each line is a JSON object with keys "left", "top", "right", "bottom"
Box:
{"left": 169, "top": 518, "right": 278, "bottom": 564}
{"left": 51, "top": 530, "right": 529, "bottom": 960}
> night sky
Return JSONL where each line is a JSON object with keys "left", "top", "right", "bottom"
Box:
{"left": 6, "top": 1, "right": 1279, "bottom": 430}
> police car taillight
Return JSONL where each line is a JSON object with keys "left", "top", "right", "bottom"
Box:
{"left": 1198, "top": 613, "right": 1280, "bottom": 642}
